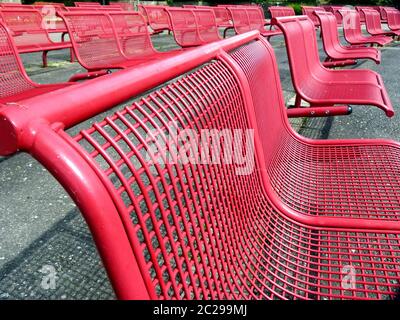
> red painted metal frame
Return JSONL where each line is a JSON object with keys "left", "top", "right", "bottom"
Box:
{"left": 137, "top": 5, "right": 170, "bottom": 33}
{"left": 301, "top": 6, "right": 325, "bottom": 27}
{"left": 165, "top": 8, "right": 221, "bottom": 47}
{"left": 315, "top": 11, "right": 381, "bottom": 66}
{"left": 362, "top": 9, "right": 400, "bottom": 37}
{"left": 59, "top": 11, "right": 183, "bottom": 73}
{"left": 228, "top": 7, "right": 281, "bottom": 39}
{"left": 1, "top": 30, "right": 400, "bottom": 299}
{"left": 339, "top": 9, "right": 392, "bottom": 47}
{"left": 273, "top": 16, "right": 393, "bottom": 117}
{"left": 0, "top": 20, "right": 73, "bottom": 104}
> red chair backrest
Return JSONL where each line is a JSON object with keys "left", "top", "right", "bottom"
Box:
{"left": 314, "top": 11, "right": 342, "bottom": 52}
{"left": 301, "top": 6, "right": 325, "bottom": 26}
{"left": 339, "top": 10, "right": 363, "bottom": 39}
{"left": 355, "top": 6, "right": 378, "bottom": 22}
{"left": 193, "top": 9, "right": 220, "bottom": 43}
{"left": 109, "top": 12, "right": 156, "bottom": 58}
{"left": 362, "top": 8, "right": 384, "bottom": 33}
{"left": 272, "top": 16, "right": 322, "bottom": 92}
{"left": 227, "top": 7, "right": 251, "bottom": 34}
{"left": 60, "top": 11, "right": 124, "bottom": 69}
{"left": 325, "top": 5, "right": 345, "bottom": 24}
{"left": 165, "top": 8, "right": 201, "bottom": 47}
{"left": 137, "top": 5, "right": 170, "bottom": 32}
{"left": 268, "top": 6, "right": 295, "bottom": 19}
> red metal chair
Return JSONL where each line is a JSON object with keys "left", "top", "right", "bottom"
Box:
{"left": 339, "top": 10, "right": 392, "bottom": 47}
{"left": 0, "top": 20, "right": 73, "bottom": 104}
{"left": 355, "top": 6, "right": 377, "bottom": 23}
{"left": 0, "top": 9, "right": 73, "bottom": 67}
{"left": 378, "top": 6, "right": 397, "bottom": 23}
{"left": 228, "top": 7, "right": 281, "bottom": 40}
{"left": 183, "top": 5, "right": 233, "bottom": 35}
{"left": 301, "top": 6, "right": 325, "bottom": 27}
{"left": 137, "top": 5, "right": 170, "bottom": 34}
{"left": 59, "top": 11, "right": 183, "bottom": 77}
{"left": 362, "top": 8, "right": 400, "bottom": 37}
{"left": 273, "top": 15, "right": 393, "bottom": 118}
{"left": 384, "top": 8, "right": 400, "bottom": 31}
{"left": 165, "top": 8, "right": 221, "bottom": 47}
{"left": 315, "top": 11, "right": 381, "bottom": 67}
{"left": 2, "top": 31, "right": 400, "bottom": 300}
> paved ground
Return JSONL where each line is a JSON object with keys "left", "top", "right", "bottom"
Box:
{"left": 0, "top": 29, "right": 399, "bottom": 299}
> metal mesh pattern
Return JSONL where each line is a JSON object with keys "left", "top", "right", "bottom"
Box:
{"left": 0, "top": 10, "right": 52, "bottom": 47}
{"left": 68, "top": 41, "right": 400, "bottom": 299}
{"left": 269, "top": 137, "right": 400, "bottom": 219}
{"left": 193, "top": 10, "right": 220, "bottom": 43}
{"left": 109, "top": 12, "right": 157, "bottom": 57}
{"left": 246, "top": 8, "right": 266, "bottom": 33}
{"left": 212, "top": 7, "right": 231, "bottom": 27}
{"left": 140, "top": 5, "right": 170, "bottom": 32}
{"left": 167, "top": 9, "right": 201, "bottom": 47}
{"left": 0, "top": 22, "right": 35, "bottom": 99}
{"left": 62, "top": 13, "right": 126, "bottom": 69}
{"left": 228, "top": 8, "right": 251, "bottom": 34}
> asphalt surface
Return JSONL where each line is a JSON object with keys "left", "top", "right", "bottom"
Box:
{"left": 0, "top": 28, "right": 398, "bottom": 299}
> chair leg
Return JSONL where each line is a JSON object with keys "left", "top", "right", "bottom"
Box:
{"left": 42, "top": 51, "right": 48, "bottom": 68}
{"left": 294, "top": 94, "right": 302, "bottom": 108}
{"left": 70, "top": 48, "right": 75, "bottom": 63}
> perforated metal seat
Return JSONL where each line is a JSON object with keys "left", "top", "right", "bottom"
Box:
{"left": 315, "top": 11, "right": 381, "bottom": 66}
{"left": 1, "top": 31, "right": 400, "bottom": 300}
{"left": 274, "top": 15, "right": 393, "bottom": 117}
{"left": 0, "top": 20, "right": 73, "bottom": 104}
{"left": 339, "top": 10, "right": 392, "bottom": 46}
